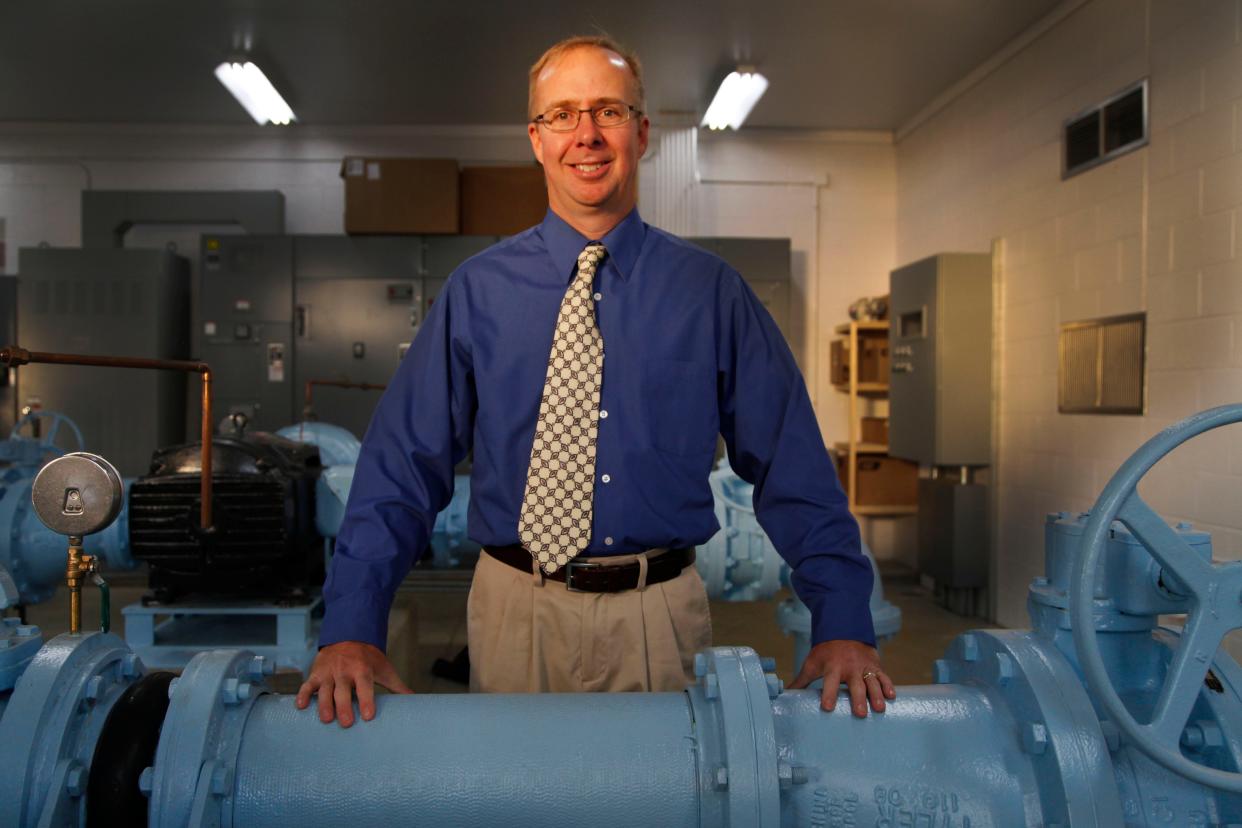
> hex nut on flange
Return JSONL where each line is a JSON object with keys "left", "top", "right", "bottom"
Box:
{"left": 1022, "top": 721, "right": 1049, "bottom": 755}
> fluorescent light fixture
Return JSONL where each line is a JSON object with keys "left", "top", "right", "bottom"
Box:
{"left": 701, "top": 68, "right": 769, "bottom": 131}
{"left": 214, "top": 60, "right": 296, "bottom": 125}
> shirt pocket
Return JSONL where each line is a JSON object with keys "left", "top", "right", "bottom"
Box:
{"left": 642, "top": 359, "right": 719, "bottom": 457}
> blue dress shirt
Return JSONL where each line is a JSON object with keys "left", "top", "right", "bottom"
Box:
{"left": 320, "top": 208, "right": 875, "bottom": 651}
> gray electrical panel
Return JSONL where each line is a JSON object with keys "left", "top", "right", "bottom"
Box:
{"left": 889, "top": 253, "right": 992, "bottom": 467}
{"left": 293, "top": 235, "right": 496, "bottom": 438}
{"left": 198, "top": 236, "right": 295, "bottom": 433}
{"left": 16, "top": 248, "right": 190, "bottom": 475}
{"left": 199, "top": 235, "right": 500, "bottom": 439}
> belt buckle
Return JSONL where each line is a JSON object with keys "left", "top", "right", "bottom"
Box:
{"left": 564, "top": 558, "right": 593, "bottom": 592}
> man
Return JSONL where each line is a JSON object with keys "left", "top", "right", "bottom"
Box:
{"left": 296, "top": 35, "right": 895, "bottom": 727}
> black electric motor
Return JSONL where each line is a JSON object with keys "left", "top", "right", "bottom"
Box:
{"left": 128, "top": 432, "right": 323, "bottom": 603}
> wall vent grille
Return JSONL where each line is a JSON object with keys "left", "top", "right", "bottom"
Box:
{"left": 1063, "top": 80, "right": 1148, "bottom": 179}
{"left": 1058, "top": 313, "right": 1145, "bottom": 414}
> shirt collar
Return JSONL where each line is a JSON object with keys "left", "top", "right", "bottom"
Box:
{"left": 538, "top": 208, "right": 645, "bottom": 283}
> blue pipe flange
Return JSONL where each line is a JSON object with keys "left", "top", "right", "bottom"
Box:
{"left": 0, "top": 632, "right": 140, "bottom": 828}
{"left": 933, "top": 630, "right": 1126, "bottom": 825}
{"left": 0, "top": 617, "right": 42, "bottom": 693}
{"left": 688, "top": 646, "right": 782, "bottom": 828}
{"left": 1073, "top": 404, "right": 1242, "bottom": 791}
{"left": 146, "top": 649, "right": 274, "bottom": 828}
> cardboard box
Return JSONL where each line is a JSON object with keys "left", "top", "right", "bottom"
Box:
{"left": 859, "top": 337, "right": 890, "bottom": 383}
{"left": 860, "top": 416, "right": 888, "bottom": 445}
{"left": 853, "top": 456, "right": 918, "bottom": 506}
{"left": 341, "top": 157, "right": 459, "bottom": 234}
{"left": 830, "top": 339, "right": 849, "bottom": 386}
{"left": 460, "top": 166, "right": 548, "bottom": 235}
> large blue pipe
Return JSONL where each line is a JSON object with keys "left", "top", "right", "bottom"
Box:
{"left": 229, "top": 692, "right": 699, "bottom": 827}
{"left": 216, "top": 679, "right": 1025, "bottom": 828}
{"left": 8, "top": 609, "right": 1232, "bottom": 828}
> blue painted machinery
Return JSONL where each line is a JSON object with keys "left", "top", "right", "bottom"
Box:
{"left": 702, "top": 458, "right": 902, "bottom": 663}
{"left": 4, "top": 405, "right": 1242, "bottom": 825}
{"left": 0, "top": 412, "right": 134, "bottom": 607}
{"left": 280, "top": 421, "right": 479, "bottom": 569}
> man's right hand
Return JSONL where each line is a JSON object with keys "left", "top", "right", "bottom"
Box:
{"left": 295, "top": 641, "right": 414, "bottom": 727}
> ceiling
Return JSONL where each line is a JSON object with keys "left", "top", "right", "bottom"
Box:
{"left": 0, "top": 0, "right": 1064, "bottom": 130}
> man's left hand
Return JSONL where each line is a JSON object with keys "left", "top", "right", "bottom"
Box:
{"left": 787, "top": 640, "right": 896, "bottom": 717}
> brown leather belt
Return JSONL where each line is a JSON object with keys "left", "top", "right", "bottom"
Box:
{"left": 484, "top": 544, "right": 695, "bottom": 592}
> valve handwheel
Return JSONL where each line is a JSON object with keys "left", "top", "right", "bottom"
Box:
{"left": 9, "top": 410, "right": 85, "bottom": 458}
{"left": 1072, "top": 404, "right": 1242, "bottom": 791}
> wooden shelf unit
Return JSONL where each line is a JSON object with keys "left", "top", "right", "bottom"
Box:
{"left": 833, "top": 382, "right": 889, "bottom": 395}
{"left": 833, "top": 320, "right": 915, "bottom": 517}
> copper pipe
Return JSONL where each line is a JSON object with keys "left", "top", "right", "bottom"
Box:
{"left": 1, "top": 346, "right": 215, "bottom": 530}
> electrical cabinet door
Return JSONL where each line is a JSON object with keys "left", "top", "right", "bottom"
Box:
{"left": 889, "top": 257, "right": 939, "bottom": 464}
{"left": 17, "top": 248, "right": 189, "bottom": 475}
{"left": 198, "top": 236, "right": 294, "bottom": 432}
{"left": 294, "top": 278, "right": 439, "bottom": 438}
{"left": 889, "top": 253, "right": 991, "bottom": 467}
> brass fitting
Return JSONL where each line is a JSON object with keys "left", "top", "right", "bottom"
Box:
{"left": 65, "top": 536, "right": 96, "bottom": 634}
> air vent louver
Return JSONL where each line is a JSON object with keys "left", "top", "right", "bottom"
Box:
{"left": 1058, "top": 313, "right": 1145, "bottom": 414}
{"left": 1063, "top": 80, "right": 1147, "bottom": 178}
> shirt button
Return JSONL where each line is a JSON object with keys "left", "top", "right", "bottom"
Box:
{"left": 601, "top": 474, "right": 611, "bottom": 483}
{"left": 604, "top": 536, "right": 614, "bottom": 546}
{"left": 599, "top": 410, "right": 609, "bottom": 419}
{"left": 594, "top": 292, "right": 603, "bottom": 301}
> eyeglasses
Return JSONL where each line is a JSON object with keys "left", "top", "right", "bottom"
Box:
{"left": 531, "top": 103, "right": 642, "bottom": 132}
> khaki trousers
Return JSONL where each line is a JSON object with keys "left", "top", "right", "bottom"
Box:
{"left": 467, "top": 548, "right": 712, "bottom": 693}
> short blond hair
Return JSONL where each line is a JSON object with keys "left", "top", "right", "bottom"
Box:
{"left": 527, "top": 35, "right": 645, "bottom": 119}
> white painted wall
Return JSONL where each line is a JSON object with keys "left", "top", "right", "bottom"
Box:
{"left": 897, "top": 0, "right": 1242, "bottom": 629}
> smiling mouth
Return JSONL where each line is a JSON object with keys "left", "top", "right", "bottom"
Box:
{"left": 571, "top": 161, "right": 609, "bottom": 173}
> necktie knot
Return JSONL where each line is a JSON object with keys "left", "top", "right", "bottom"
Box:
{"left": 577, "top": 242, "right": 607, "bottom": 277}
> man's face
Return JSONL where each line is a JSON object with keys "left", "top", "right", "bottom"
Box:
{"left": 528, "top": 46, "right": 650, "bottom": 228}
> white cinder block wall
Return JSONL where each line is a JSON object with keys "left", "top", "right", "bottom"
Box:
{"left": 896, "top": 0, "right": 1242, "bottom": 631}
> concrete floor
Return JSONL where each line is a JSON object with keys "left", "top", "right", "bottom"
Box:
{"left": 18, "top": 565, "right": 986, "bottom": 694}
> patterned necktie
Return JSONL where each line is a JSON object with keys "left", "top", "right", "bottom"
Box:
{"left": 518, "top": 242, "right": 607, "bottom": 574}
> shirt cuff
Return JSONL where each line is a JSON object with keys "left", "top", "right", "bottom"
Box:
{"left": 805, "top": 590, "right": 877, "bottom": 648}
{"left": 318, "top": 591, "right": 394, "bottom": 651}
